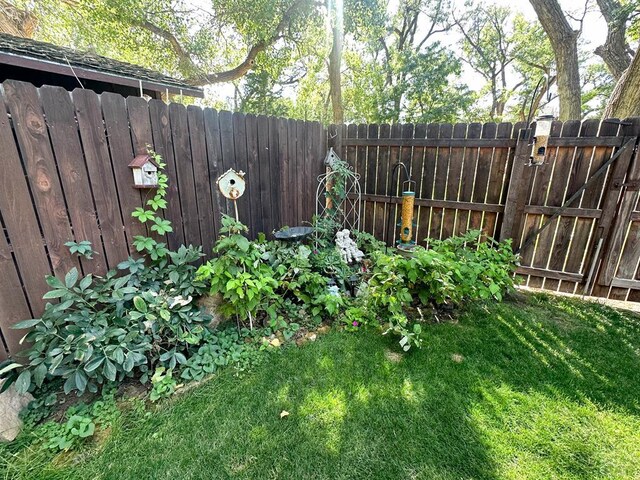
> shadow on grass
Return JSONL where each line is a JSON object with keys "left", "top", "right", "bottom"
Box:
{"left": 53, "top": 294, "right": 640, "bottom": 479}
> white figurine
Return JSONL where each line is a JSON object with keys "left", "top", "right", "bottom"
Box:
{"left": 335, "top": 229, "right": 364, "bottom": 264}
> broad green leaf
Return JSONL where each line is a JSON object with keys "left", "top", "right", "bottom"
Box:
{"left": 133, "top": 296, "right": 147, "bottom": 313}
{"left": 33, "top": 363, "right": 47, "bottom": 387}
{"left": 75, "top": 370, "right": 88, "bottom": 393}
{"left": 84, "top": 356, "right": 104, "bottom": 372}
{"left": 15, "top": 370, "right": 31, "bottom": 394}
{"left": 12, "top": 318, "right": 41, "bottom": 329}
{"left": 65, "top": 268, "right": 79, "bottom": 288}
{"left": 0, "top": 362, "right": 22, "bottom": 376}
{"left": 103, "top": 359, "right": 117, "bottom": 382}
{"left": 43, "top": 289, "right": 68, "bottom": 299}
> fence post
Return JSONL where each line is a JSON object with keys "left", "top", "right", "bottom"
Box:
{"left": 499, "top": 127, "right": 533, "bottom": 246}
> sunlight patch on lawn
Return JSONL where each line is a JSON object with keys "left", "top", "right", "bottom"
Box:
{"left": 299, "top": 389, "right": 347, "bottom": 453}
{"left": 471, "top": 383, "right": 640, "bottom": 479}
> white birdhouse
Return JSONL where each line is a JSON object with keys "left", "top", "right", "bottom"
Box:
{"left": 217, "top": 168, "right": 246, "bottom": 199}
{"left": 129, "top": 155, "right": 159, "bottom": 188}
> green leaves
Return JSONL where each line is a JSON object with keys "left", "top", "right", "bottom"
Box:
{"left": 12, "top": 318, "right": 42, "bottom": 329}
{"left": 15, "top": 369, "right": 31, "bottom": 394}
{"left": 65, "top": 240, "right": 94, "bottom": 260}
{"left": 132, "top": 207, "right": 155, "bottom": 223}
{"left": 151, "top": 218, "right": 173, "bottom": 235}
{"left": 65, "top": 268, "right": 79, "bottom": 288}
{"left": 133, "top": 296, "right": 147, "bottom": 313}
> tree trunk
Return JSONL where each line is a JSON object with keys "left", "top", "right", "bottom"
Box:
{"left": 603, "top": 49, "right": 640, "bottom": 118}
{"left": 529, "top": 0, "right": 582, "bottom": 120}
{"left": 0, "top": 1, "right": 37, "bottom": 37}
{"left": 594, "top": 0, "right": 633, "bottom": 79}
{"left": 328, "top": 0, "right": 344, "bottom": 125}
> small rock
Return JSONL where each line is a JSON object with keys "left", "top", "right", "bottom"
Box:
{"left": 270, "top": 338, "right": 281, "bottom": 348}
{"left": 0, "top": 379, "right": 33, "bottom": 442}
{"left": 197, "top": 294, "right": 227, "bottom": 329}
{"left": 317, "top": 325, "right": 330, "bottom": 335}
{"left": 296, "top": 337, "right": 308, "bottom": 347}
{"left": 305, "top": 333, "right": 317, "bottom": 342}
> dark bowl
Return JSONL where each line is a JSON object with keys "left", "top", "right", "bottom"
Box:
{"left": 274, "top": 226, "right": 314, "bottom": 241}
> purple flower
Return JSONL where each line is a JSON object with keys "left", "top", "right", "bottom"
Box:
{"left": 352, "top": 321, "right": 359, "bottom": 327}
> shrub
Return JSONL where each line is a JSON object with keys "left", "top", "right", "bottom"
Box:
{"left": 9, "top": 150, "right": 211, "bottom": 396}
{"left": 196, "top": 215, "right": 278, "bottom": 329}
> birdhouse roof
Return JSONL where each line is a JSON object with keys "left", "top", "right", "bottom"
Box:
{"left": 128, "top": 155, "right": 158, "bottom": 168}
{"left": 217, "top": 168, "right": 245, "bottom": 181}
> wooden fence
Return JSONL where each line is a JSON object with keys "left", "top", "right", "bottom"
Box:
{"left": 2, "top": 77, "right": 640, "bottom": 360}
{"left": 0, "top": 80, "right": 326, "bottom": 360}
{"left": 329, "top": 117, "right": 640, "bottom": 302}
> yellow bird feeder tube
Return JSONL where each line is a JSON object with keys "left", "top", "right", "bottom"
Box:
{"left": 399, "top": 190, "right": 415, "bottom": 244}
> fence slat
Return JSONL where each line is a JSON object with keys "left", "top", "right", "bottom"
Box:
{"left": 187, "top": 105, "right": 216, "bottom": 255}
{"left": 100, "top": 91, "right": 148, "bottom": 247}
{"left": 0, "top": 228, "right": 31, "bottom": 358}
{"left": 149, "top": 99, "right": 185, "bottom": 249}
{"left": 232, "top": 113, "right": 252, "bottom": 231}
{"left": 75, "top": 90, "right": 131, "bottom": 265}
{"left": 40, "top": 86, "right": 107, "bottom": 276}
{"left": 169, "top": 103, "right": 201, "bottom": 247}
{"left": 0, "top": 86, "right": 51, "bottom": 313}
{"left": 257, "top": 115, "right": 273, "bottom": 234}
{"left": 203, "top": 108, "right": 224, "bottom": 240}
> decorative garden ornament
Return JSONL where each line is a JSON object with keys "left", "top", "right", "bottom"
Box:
{"left": 335, "top": 229, "right": 364, "bottom": 264}
{"left": 216, "top": 169, "right": 246, "bottom": 221}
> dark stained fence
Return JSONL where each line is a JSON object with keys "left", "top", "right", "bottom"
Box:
{"left": 0, "top": 80, "right": 326, "bottom": 359}
{"left": 2, "top": 77, "right": 640, "bottom": 360}
{"left": 330, "top": 117, "right": 640, "bottom": 303}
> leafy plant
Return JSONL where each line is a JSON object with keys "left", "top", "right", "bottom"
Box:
{"left": 30, "top": 389, "right": 120, "bottom": 452}
{"left": 149, "top": 367, "right": 177, "bottom": 402}
{"left": 131, "top": 149, "right": 172, "bottom": 258}
{"left": 64, "top": 240, "right": 95, "bottom": 260}
{"left": 9, "top": 151, "right": 210, "bottom": 396}
{"left": 197, "top": 215, "right": 278, "bottom": 329}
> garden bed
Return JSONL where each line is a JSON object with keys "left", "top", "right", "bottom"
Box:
{"left": 3, "top": 293, "right": 640, "bottom": 479}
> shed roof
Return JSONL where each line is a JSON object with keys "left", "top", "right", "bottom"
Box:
{"left": 0, "top": 33, "right": 204, "bottom": 98}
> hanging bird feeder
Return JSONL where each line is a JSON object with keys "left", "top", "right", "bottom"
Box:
{"left": 530, "top": 114, "right": 554, "bottom": 165}
{"left": 216, "top": 168, "right": 246, "bottom": 221}
{"left": 398, "top": 179, "right": 417, "bottom": 250}
{"left": 386, "top": 163, "right": 417, "bottom": 253}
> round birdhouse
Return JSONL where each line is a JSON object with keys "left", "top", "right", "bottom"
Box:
{"left": 217, "top": 168, "right": 246, "bottom": 200}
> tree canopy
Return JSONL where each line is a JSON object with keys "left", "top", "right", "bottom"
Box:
{"left": 1, "top": 0, "right": 639, "bottom": 122}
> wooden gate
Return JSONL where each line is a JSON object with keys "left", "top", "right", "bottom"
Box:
{"left": 496, "top": 119, "right": 640, "bottom": 300}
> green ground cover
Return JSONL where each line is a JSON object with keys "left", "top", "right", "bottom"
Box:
{"left": 4, "top": 293, "right": 639, "bottom": 480}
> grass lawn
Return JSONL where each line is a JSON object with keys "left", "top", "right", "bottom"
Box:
{"left": 5, "top": 293, "right": 640, "bottom": 479}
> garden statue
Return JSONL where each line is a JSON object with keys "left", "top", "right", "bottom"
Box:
{"left": 335, "top": 229, "right": 364, "bottom": 264}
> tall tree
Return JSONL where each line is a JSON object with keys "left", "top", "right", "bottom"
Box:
{"left": 603, "top": 47, "right": 640, "bottom": 117}
{"left": 341, "top": 0, "right": 472, "bottom": 123}
{"left": 7, "top": 0, "right": 316, "bottom": 86}
{"left": 594, "top": 0, "right": 637, "bottom": 79}
{"left": 328, "top": 0, "right": 344, "bottom": 124}
{"left": 528, "top": 0, "right": 582, "bottom": 120}
{"left": 0, "top": 0, "right": 37, "bottom": 36}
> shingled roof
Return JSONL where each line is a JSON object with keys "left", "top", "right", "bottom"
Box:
{"left": 0, "top": 33, "right": 203, "bottom": 98}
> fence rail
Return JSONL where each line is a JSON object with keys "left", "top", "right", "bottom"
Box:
{"left": 0, "top": 80, "right": 326, "bottom": 360}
